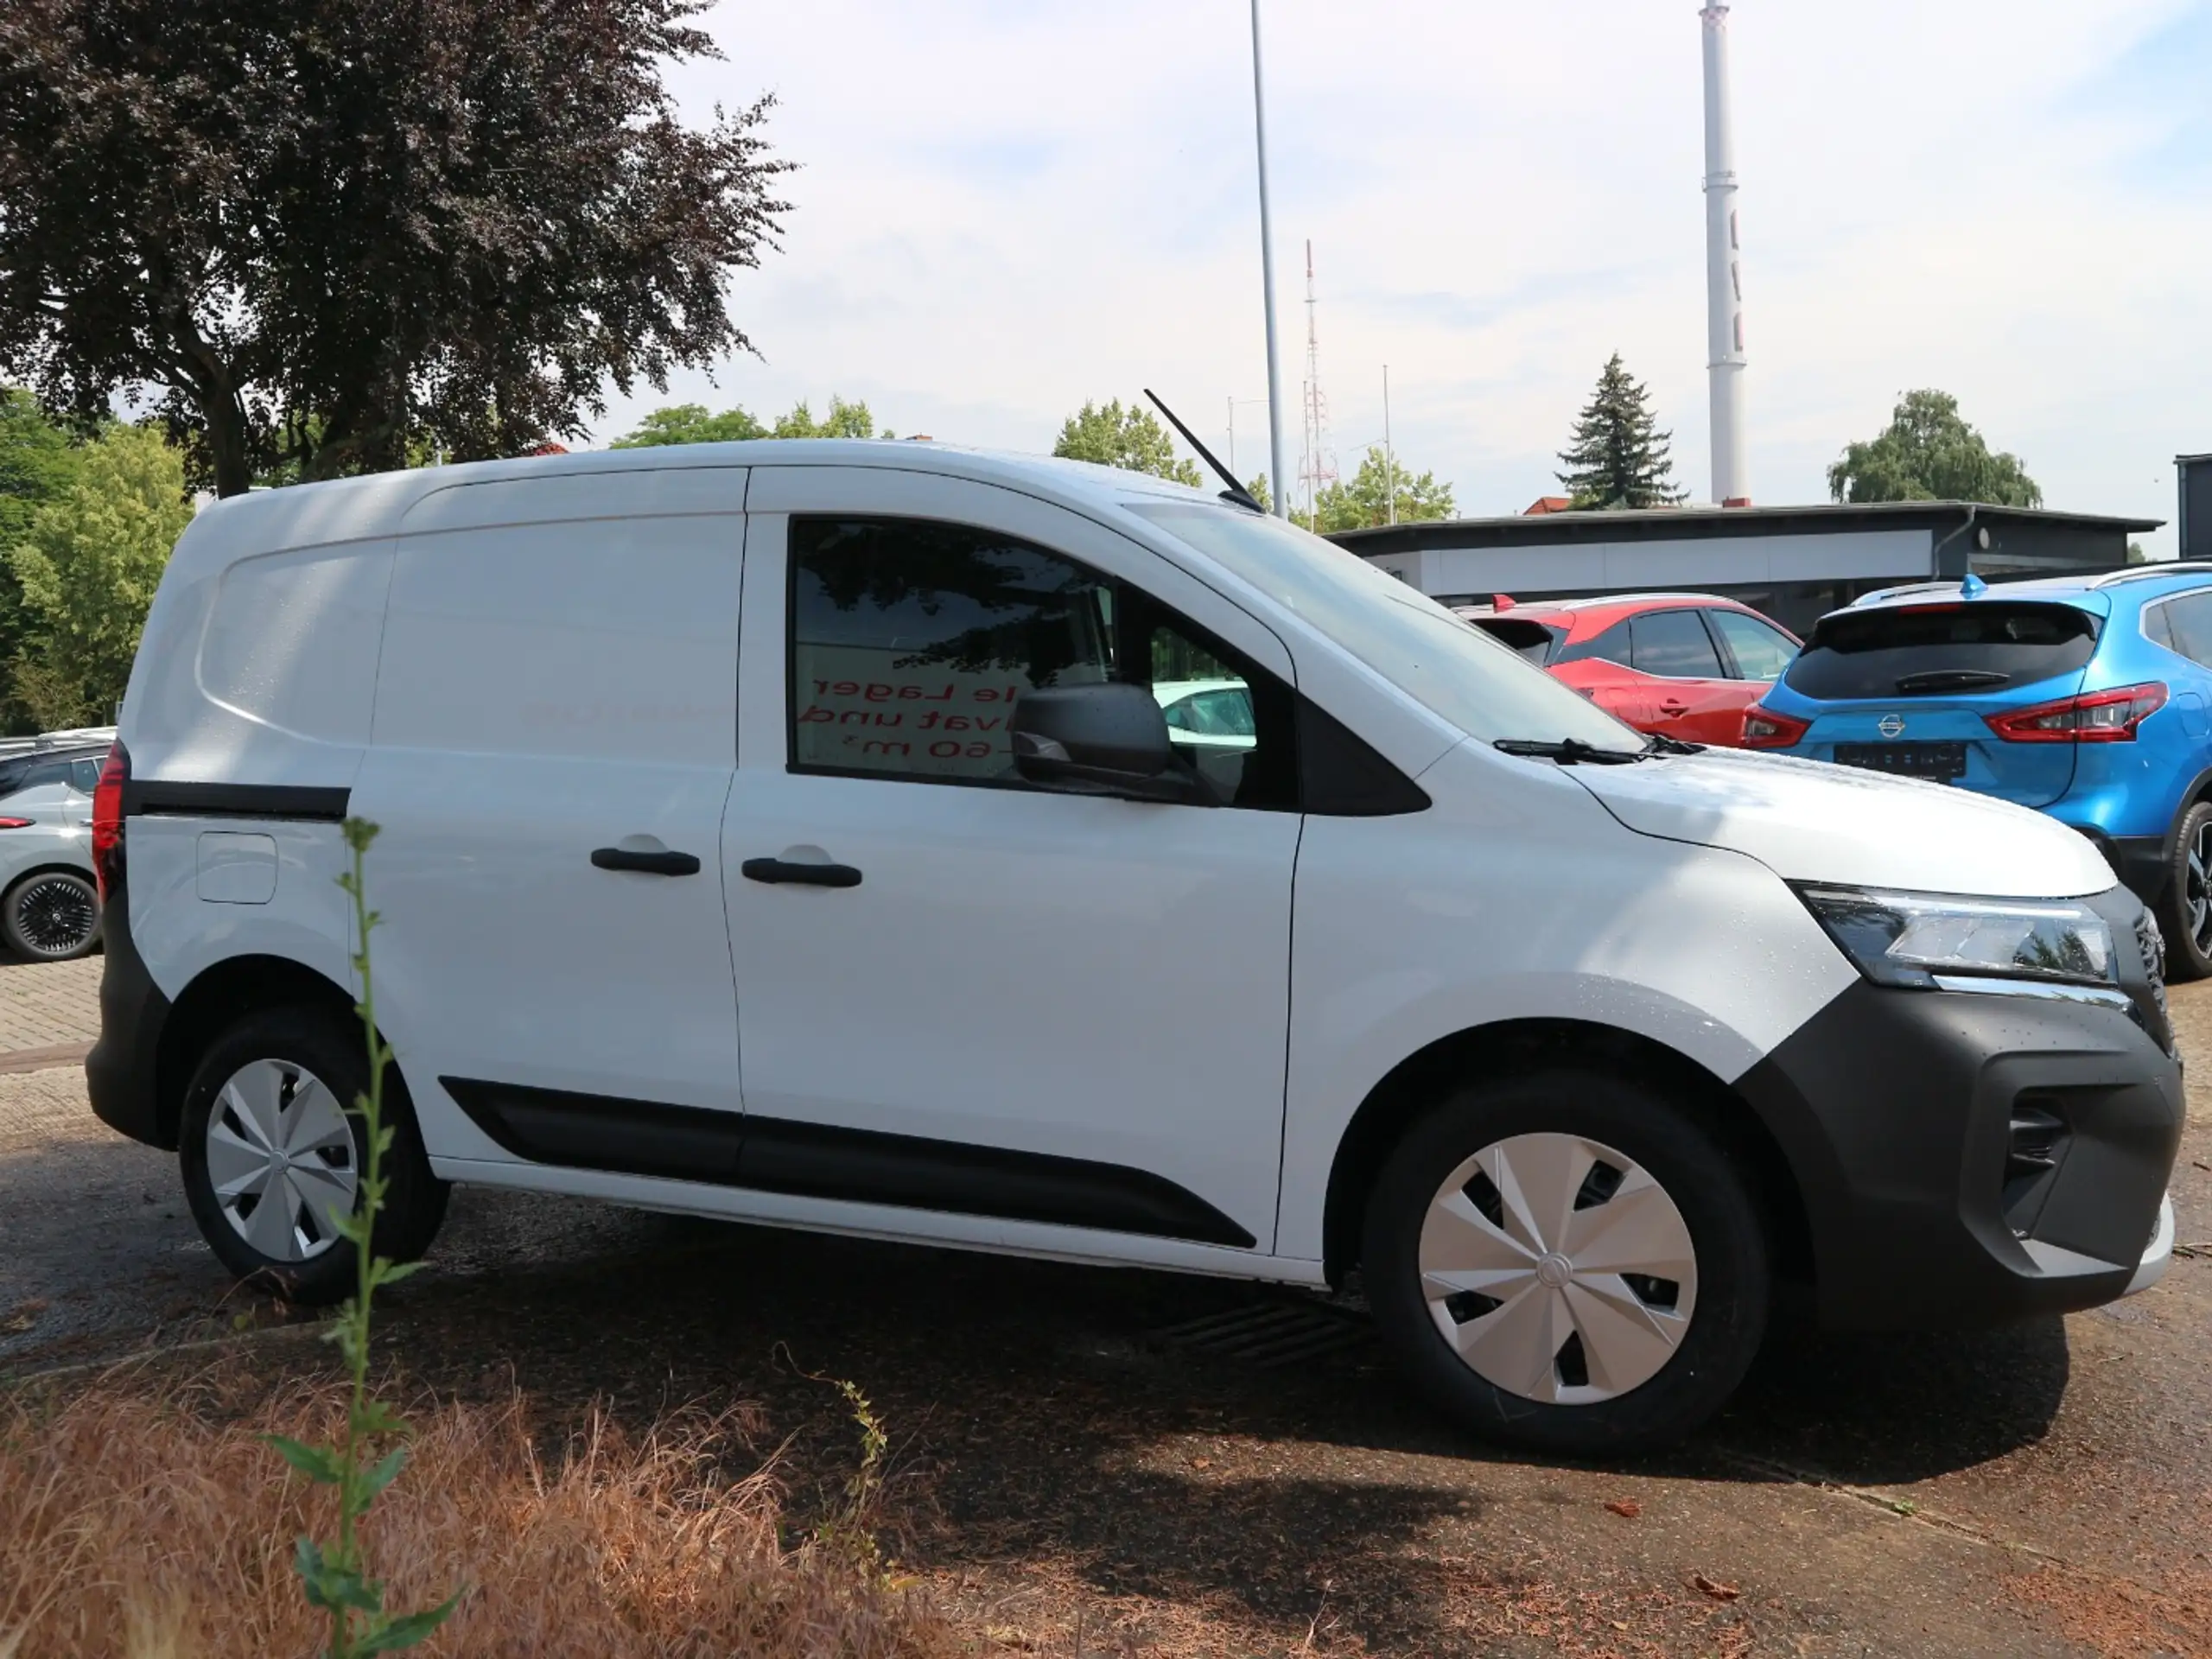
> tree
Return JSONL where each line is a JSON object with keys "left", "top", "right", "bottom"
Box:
{"left": 0, "top": 0, "right": 791, "bottom": 498}
{"left": 613, "top": 404, "right": 771, "bottom": 447}
{"left": 1555, "top": 354, "right": 1687, "bottom": 510}
{"left": 612, "top": 395, "right": 888, "bottom": 447}
{"left": 5, "top": 423, "right": 191, "bottom": 728}
{"left": 1052, "top": 400, "right": 1203, "bottom": 487}
{"left": 0, "top": 387, "right": 85, "bottom": 725}
{"left": 1827, "top": 391, "right": 2042, "bottom": 507}
{"left": 1310, "top": 447, "right": 1456, "bottom": 532}
{"left": 772, "top": 396, "right": 884, "bottom": 439}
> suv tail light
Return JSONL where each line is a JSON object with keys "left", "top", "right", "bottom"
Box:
{"left": 1741, "top": 704, "right": 1810, "bottom": 749}
{"left": 0, "top": 817, "right": 33, "bottom": 830}
{"left": 91, "top": 741, "right": 128, "bottom": 899}
{"left": 1984, "top": 682, "right": 2167, "bottom": 744}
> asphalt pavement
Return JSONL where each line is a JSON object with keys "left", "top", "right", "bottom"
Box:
{"left": 3, "top": 955, "right": 2207, "bottom": 1656}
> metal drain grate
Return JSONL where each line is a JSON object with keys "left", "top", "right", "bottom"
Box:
{"left": 1150, "top": 1298, "right": 1377, "bottom": 1368}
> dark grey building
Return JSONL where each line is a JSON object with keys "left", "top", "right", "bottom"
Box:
{"left": 2181, "top": 454, "right": 2212, "bottom": 564}
{"left": 1332, "top": 501, "right": 2163, "bottom": 636}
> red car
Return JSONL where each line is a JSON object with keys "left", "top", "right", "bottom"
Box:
{"left": 1458, "top": 593, "right": 1802, "bottom": 747}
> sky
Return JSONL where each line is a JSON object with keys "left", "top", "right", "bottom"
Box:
{"left": 594, "top": 0, "right": 2212, "bottom": 556}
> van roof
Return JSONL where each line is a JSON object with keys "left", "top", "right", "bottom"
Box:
{"left": 169, "top": 441, "right": 1227, "bottom": 575}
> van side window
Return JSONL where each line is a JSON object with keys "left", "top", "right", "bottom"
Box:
{"left": 786, "top": 515, "right": 1298, "bottom": 807}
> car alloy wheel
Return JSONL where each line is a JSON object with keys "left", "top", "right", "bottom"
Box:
{"left": 1419, "top": 1131, "right": 1698, "bottom": 1404}
{"left": 2187, "top": 817, "right": 2212, "bottom": 958}
{"left": 10, "top": 873, "right": 99, "bottom": 957}
{"left": 202, "top": 1058, "right": 359, "bottom": 1262}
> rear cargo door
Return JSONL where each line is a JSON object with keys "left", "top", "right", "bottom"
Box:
{"left": 1778, "top": 598, "right": 2105, "bottom": 807}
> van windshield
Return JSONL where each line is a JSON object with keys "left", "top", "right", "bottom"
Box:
{"left": 1129, "top": 503, "right": 1642, "bottom": 752}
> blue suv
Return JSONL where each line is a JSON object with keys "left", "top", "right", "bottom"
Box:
{"left": 1745, "top": 565, "right": 2212, "bottom": 978}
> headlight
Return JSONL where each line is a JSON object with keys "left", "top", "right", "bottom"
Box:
{"left": 1797, "top": 885, "right": 2114, "bottom": 990}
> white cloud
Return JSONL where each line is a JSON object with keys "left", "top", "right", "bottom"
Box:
{"left": 602, "top": 0, "right": 2212, "bottom": 552}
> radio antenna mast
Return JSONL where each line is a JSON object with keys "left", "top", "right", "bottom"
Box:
{"left": 1298, "top": 240, "right": 1338, "bottom": 523}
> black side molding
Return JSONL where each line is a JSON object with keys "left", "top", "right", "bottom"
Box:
{"left": 442, "top": 1077, "right": 1255, "bottom": 1249}
{"left": 124, "top": 781, "right": 352, "bottom": 822}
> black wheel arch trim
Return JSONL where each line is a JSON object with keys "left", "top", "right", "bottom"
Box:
{"left": 442, "top": 1076, "right": 1257, "bottom": 1249}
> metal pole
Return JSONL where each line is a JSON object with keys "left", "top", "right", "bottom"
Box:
{"left": 1383, "top": 364, "right": 1396, "bottom": 525}
{"left": 1249, "top": 0, "right": 1291, "bottom": 518}
{"left": 1700, "top": 4, "right": 1748, "bottom": 505}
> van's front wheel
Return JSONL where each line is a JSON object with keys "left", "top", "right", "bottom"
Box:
{"left": 1363, "top": 1070, "right": 1769, "bottom": 1457}
{"left": 179, "top": 1009, "right": 449, "bottom": 1306}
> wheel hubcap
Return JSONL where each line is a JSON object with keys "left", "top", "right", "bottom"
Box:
{"left": 204, "top": 1059, "right": 357, "bottom": 1262}
{"left": 1419, "top": 1132, "right": 1698, "bottom": 1405}
{"left": 16, "top": 876, "right": 96, "bottom": 956}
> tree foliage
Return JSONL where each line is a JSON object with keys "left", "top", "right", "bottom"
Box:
{"left": 612, "top": 395, "right": 887, "bottom": 447}
{"left": 4, "top": 423, "right": 190, "bottom": 728}
{"left": 1827, "top": 390, "right": 2043, "bottom": 507}
{"left": 0, "top": 0, "right": 791, "bottom": 497}
{"left": 1308, "top": 447, "right": 1456, "bottom": 533}
{"left": 0, "top": 387, "right": 84, "bottom": 723}
{"left": 613, "top": 404, "right": 768, "bottom": 447}
{"left": 1052, "top": 400, "right": 1203, "bottom": 488}
{"left": 1555, "top": 354, "right": 1687, "bottom": 510}
{"left": 772, "top": 396, "right": 882, "bottom": 440}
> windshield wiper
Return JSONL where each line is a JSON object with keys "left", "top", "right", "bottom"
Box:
{"left": 1895, "top": 669, "right": 2009, "bottom": 693}
{"left": 1643, "top": 732, "right": 1705, "bottom": 755}
{"left": 1493, "top": 737, "right": 1646, "bottom": 766}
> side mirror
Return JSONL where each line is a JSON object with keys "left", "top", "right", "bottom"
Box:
{"left": 1010, "top": 682, "right": 1204, "bottom": 802}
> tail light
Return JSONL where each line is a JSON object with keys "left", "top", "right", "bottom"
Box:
{"left": 0, "top": 817, "right": 32, "bottom": 830}
{"left": 1985, "top": 682, "right": 2167, "bottom": 744}
{"left": 91, "top": 741, "right": 128, "bottom": 899}
{"left": 1742, "top": 704, "right": 1810, "bottom": 749}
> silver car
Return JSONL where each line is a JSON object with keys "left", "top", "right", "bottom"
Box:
{"left": 0, "top": 743, "right": 107, "bottom": 960}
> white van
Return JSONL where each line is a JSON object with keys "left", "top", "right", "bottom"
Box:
{"left": 86, "top": 443, "right": 2181, "bottom": 1454}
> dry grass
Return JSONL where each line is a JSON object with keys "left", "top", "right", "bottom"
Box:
{"left": 0, "top": 1365, "right": 955, "bottom": 1658}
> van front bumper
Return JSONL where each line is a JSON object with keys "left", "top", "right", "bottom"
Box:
{"left": 1733, "top": 978, "right": 2183, "bottom": 1333}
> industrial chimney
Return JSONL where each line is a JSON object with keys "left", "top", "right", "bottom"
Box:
{"left": 1700, "top": 4, "right": 1749, "bottom": 506}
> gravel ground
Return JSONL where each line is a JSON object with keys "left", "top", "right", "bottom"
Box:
{"left": 4, "top": 954, "right": 2208, "bottom": 1656}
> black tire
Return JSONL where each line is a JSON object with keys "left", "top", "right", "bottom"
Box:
{"left": 2155, "top": 800, "right": 2212, "bottom": 982}
{"left": 179, "top": 1007, "right": 449, "bottom": 1306}
{"left": 1363, "top": 1068, "right": 1770, "bottom": 1458}
{"left": 2, "top": 869, "right": 102, "bottom": 961}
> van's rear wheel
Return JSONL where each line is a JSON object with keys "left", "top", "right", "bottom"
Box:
{"left": 179, "top": 1008, "right": 449, "bottom": 1306}
{"left": 1363, "top": 1069, "right": 1769, "bottom": 1457}
{"left": 2155, "top": 800, "right": 2212, "bottom": 982}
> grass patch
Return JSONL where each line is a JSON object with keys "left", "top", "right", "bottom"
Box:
{"left": 0, "top": 1365, "right": 953, "bottom": 1657}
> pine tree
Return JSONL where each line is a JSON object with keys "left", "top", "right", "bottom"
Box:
{"left": 1555, "top": 354, "right": 1687, "bottom": 510}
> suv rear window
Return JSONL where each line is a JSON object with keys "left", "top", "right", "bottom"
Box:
{"left": 1783, "top": 602, "right": 2099, "bottom": 700}
{"left": 1466, "top": 616, "right": 1560, "bottom": 664}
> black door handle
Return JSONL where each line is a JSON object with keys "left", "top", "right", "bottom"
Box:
{"left": 741, "top": 856, "right": 862, "bottom": 888}
{"left": 591, "top": 847, "right": 702, "bottom": 877}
